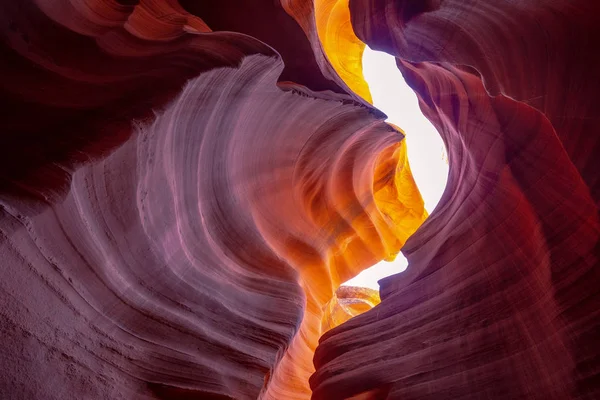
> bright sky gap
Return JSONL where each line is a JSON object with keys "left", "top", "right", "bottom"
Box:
{"left": 342, "top": 47, "right": 449, "bottom": 290}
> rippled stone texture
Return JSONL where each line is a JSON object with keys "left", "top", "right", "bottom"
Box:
{"left": 312, "top": 0, "right": 600, "bottom": 398}
{"left": 0, "top": 51, "right": 417, "bottom": 399}
{"left": 322, "top": 286, "right": 380, "bottom": 333}
{"left": 1, "top": 0, "right": 599, "bottom": 399}
{"left": 0, "top": 1, "right": 426, "bottom": 397}
{"left": 0, "top": 0, "right": 269, "bottom": 196}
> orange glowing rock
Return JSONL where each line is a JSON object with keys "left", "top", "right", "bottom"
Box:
{"left": 280, "top": 0, "right": 373, "bottom": 105}
{"left": 259, "top": 92, "right": 426, "bottom": 400}
{"left": 5, "top": 1, "right": 596, "bottom": 400}
{"left": 372, "top": 138, "right": 428, "bottom": 261}
{"left": 315, "top": 0, "right": 373, "bottom": 103}
{"left": 311, "top": 1, "right": 600, "bottom": 399}
{"left": 322, "top": 286, "right": 381, "bottom": 332}
{"left": 1, "top": 1, "right": 428, "bottom": 398}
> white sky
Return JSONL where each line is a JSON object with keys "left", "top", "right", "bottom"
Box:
{"left": 342, "top": 47, "right": 449, "bottom": 290}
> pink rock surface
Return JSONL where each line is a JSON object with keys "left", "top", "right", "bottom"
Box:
{"left": 2, "top": 0, "right": 600, "bottom": 399}
{"left": 311, "top": 1, "right": 600, "bottom": 398}
{"left": 0, "top": 47, "right": 400, "bottom": 397}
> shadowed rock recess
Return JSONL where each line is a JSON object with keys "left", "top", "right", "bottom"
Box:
{"left": 0, "top": 0, "right": 598, "bottom": 399}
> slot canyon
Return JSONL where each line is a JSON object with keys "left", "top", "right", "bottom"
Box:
{"left": 0, "top": 0, "right": 599, "bottom": 399}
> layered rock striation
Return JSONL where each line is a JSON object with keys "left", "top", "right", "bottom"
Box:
{"left": 312, "top": 1, "right": 600, "bottom": 399}
{"left": 1, "top": 0, "right": 599, "bottom": 399}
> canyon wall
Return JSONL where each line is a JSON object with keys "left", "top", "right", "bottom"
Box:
{"left": 1, "top": 0, "right": 598, "bottom": 399}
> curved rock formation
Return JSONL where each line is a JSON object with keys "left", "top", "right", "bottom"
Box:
{"left": 322, "top": 286, "right": 380, "bottom": 333}
{"left": 0, "top": 50, "right": 418, "bottom": 399}
{"left": 312, "top": 0, "right": 600, "bottom": 398}
{"left": 1, "top": 0, "right": 599, "bottom": 399}
{"left": 1, "top": 1, "right": 426, "bottom": 395}
{"left": 0, "top": 0, "right": 272, "bottom": 197}
{"left": 313, "top": 0, "right": 372, "bottom": 103}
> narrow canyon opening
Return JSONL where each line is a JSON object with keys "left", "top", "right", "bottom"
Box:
{"left": 341, "top": 47, "right": 449, "bottom": 290}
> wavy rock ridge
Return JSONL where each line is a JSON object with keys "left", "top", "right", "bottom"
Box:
{"left": 1, "top": 0, "right": 599, "bottom": 399}
{"left": 0, "top": 1, "right": 425, "bottom": 396}
{"left": 1, "top": 51, "right": 423, "bottom": 398}
{"left": 312, "top": 0, "right": 600, "bottom": 398}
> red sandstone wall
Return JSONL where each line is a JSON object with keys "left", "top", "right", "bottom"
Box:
{"left": 1, "top": 1, "right": 599, "bottom": 399}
